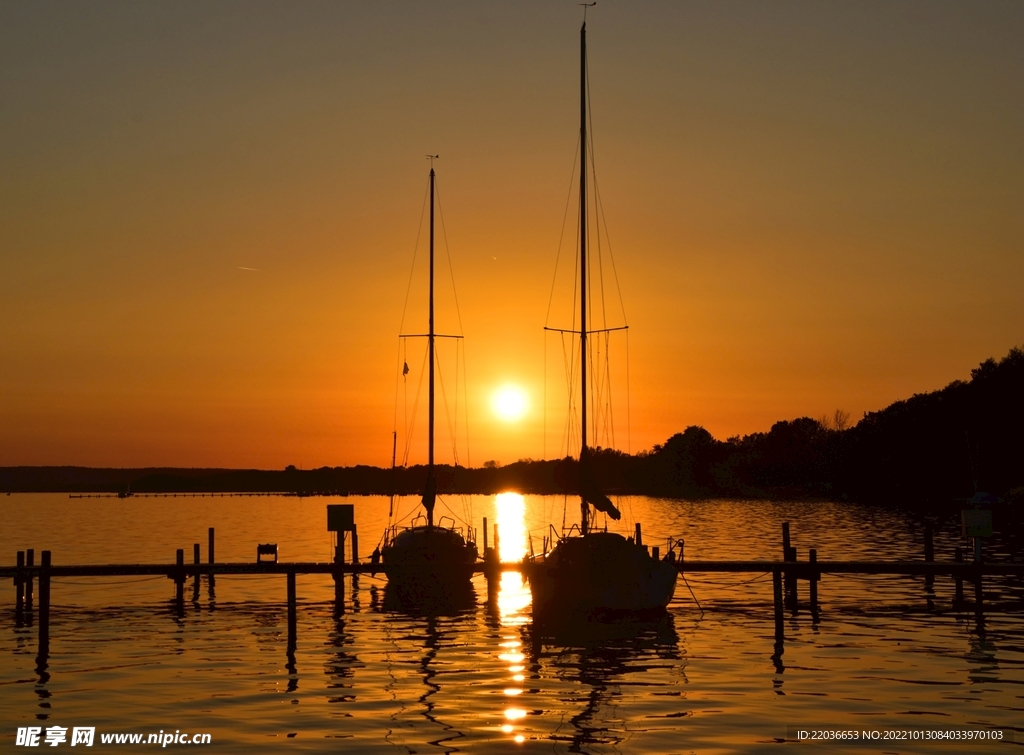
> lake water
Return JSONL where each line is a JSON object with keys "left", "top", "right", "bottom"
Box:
{"left": 1, "top": 493, "right": 1022, "bottom": 753}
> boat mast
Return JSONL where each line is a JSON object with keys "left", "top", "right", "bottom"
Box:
{"left": 579, "top": 21, "right": 589, "bottom": 536}
{"left": 426, "top": 164, "right": 437, "bottom": 528}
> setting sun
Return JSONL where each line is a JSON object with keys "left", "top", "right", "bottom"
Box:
{"left": 492, "top": 385, "right": 529, "bottom": 422}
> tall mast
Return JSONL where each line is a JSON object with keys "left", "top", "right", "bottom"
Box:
{"left": 579, "top": 21, "right": 589, "bottom": 534}
{"left": 426, "top": 165, "right": 436, "bottom": 527}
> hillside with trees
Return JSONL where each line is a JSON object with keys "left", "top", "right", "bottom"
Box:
{"left": 3, "top": 347, "right": 1021, "bottom": 505}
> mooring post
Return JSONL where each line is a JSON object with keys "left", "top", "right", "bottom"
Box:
{"left": 287, "top": 571, "right": 297, "bottom": 651}
{"left": 782, "top": 523, "right": 796, "bottom": 609}
{"left": 351, "top": 526, "right": 359, "bottom": 564}
{"left": 808, "top": 548, "right": 819, "bottom": 613}
{"left": 208, "top": 527, "right": 215, "bottom": 564}
{"left": 924, "top": 523, "right": 934, "bottom": 589}
{"left": 954, "top": 547, "right": 964, "bottom": 605}
{"left": 781, "top": 523, "right": 795, "bottom": 604}
{"left": 972, "top": 538, "right": 984, "bottom": 613}
{"left": 483, "top": 517, "right": 488, "bottom": 552}
{"left": 16, "top": 550, "right": 25, "bottom": 615}
{"left": 193, "top": 543, "right": 201, "bottom": 590}
{"left": 175, "top": 549, "right": 185, "bottom": 613}
{"left": 25, "top": 549, "right": 34, "bottom": 609}
{"left": 333, "top": 533, "right": 345, "bottom": 612}
{"left": 635, "top": 522, "right": 642, "bottom": 546}
{"left": 772, "top": 567, "right": 784, "bottom": 641}
{"left": 38, "top": 551, "right": 51, "bottom": 655}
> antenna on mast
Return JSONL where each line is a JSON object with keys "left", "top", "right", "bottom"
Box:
{"left": 579, "top": 2, "right": 596, "bottom": 21}
{"left": 426, "top": 154, "right": 439, "bottom": 168}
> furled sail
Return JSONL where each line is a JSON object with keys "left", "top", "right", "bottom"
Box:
{"left": 581, "top": 477, "right": 621, "bottom": 520}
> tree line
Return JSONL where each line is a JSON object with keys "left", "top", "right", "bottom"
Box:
{"left": 3, "top": 347, "right": 1021, "bottom": 505}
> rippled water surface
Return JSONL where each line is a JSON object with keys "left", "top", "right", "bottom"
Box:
{"left": 2, "top": 493, "right": 1023, "bottom": 753}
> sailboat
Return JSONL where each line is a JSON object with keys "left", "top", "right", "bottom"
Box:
{"left": 381, "top": 163, "right": 479, "bottom": 586}
{"left": 524, "top": 20, "right": 678, "bottom": 617}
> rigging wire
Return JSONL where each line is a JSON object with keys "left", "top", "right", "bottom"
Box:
{"left": 401, "top": 343, "right": 429, "bottom": 467}
{"left": 545, "top": 135, "right": 582, "bottom": 459}
{"left": 545, "top": 134, "right": 582, "bottom": 329}
{"left": 431, "top": 178, "right": 474, "bottom": 528}
{"left": 625, "top": 330, "right": 631, "bottom": 453}
{"left": 433, "top": 178, "right": 466, "bottom": 338}
{"left": 435, "top": 344, "right": 460, "bottom": 467}
{"left": 397, "top": 179, "right": 432, "bottom": 336}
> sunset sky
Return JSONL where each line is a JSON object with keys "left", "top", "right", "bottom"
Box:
{"left": 1, "top": 2, "right": 1021, "bottom": 469}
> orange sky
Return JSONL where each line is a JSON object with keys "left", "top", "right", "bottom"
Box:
{"left": 1, "top": 2, "right": 1021, "bottom": 469}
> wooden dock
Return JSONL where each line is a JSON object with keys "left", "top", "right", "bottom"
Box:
{"left": 5, "top": 521, "right": 1022, "bottom": 666}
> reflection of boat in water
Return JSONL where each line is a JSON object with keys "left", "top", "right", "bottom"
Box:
{"left": 523, "top": 611, "right": 683, "bottom": 750}
{"left": 523, "top": 19, "right": 677, "bottom": 617}
{"left": 382, "top": 575, "right": 476, "bottom": 618}
{"left": 381, "top": 163, "right": 478, "bottom": 587}
{"left": 378, "top": 598, "right": 472, "bottom": 752}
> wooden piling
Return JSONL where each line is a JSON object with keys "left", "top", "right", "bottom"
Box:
{"left": 16, "top": 551, "right": 24, "bottom": 614}
{"left": 972, "top": 540, "right": 983, "bottom": 612}
{"left": 924, "top": 523, "right": 934, "bottom": 588}
{"left": 772, "top": 567, "right": 784, "bottom": 640}
{"left": 809, "top": 548, "right": 819, "bottom": 612}
{"left": 954, "top": 547, "right": 964, "bottom": 605}
{"left": 781, "top": 524, "right": 795, "bottom": 604}
{"left": 38, "top": 551, "right": 51, "bottom": 654}
{"left": 974, "top": 568, "right": 984, "bottom": 613}
{"left": 483, "top": 517, "right": 488, "bottom": 551}
{"left": 175, "top": 549, "right": 185, "bottom": 613}
{"left": 287, "top": 571, "right": 297, "bottom": 651}
{"left": 208, "top": 528, "right": 215, "bottom": 564}
{"left": 333, "top": 533, "right": 345, "bottom": 612}
{"left": 193, "top": 543, "right": 201, "bottom": 589}
{"left": 635, "top": 522, "right": 643, "bottom": 546}
{"left": 351, "top": 527, "right": 359, "bottom": 564}
{"left": 25, "top": 549, "right": 34, "bottom": 608}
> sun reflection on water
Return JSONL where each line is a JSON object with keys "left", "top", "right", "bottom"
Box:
{"left": 493, "top": 492, "right": 532, "bottom": 744}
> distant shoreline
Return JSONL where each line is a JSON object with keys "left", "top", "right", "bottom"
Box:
{"left": 2, "top": 347, "right": 1021, "bottom": 507}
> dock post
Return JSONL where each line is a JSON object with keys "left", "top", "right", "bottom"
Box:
{"left": 486, "top": 554, "right": 498, "bottom": 605}
{"left": 772, "top": 567, "right": 784, "bottom": 641}
{"left": 483, "top": 517, "right": 488, "bottom": 551}
{"left": 351, "top": 526, "right": 359, "bottom": 564}
{"left": 333, "top": 533, "right": 345, "bottom": 613}
{"left": 808, "top": 548, "right": 819, "bottom": 614}
{"left": 208, "top": 527, "right": 215, "bottom": 564}
{"left": 25, "top": 549, "right": 34, "bottom": 609}
{"left": 782, "top": 528, "right": 798, "bottom": 610}
{"left": 38, "top": 551, "right": 51, "bottom": 656}
{"left": 175, "top": 549, "right": 185, "bottom": 614}
{"left": 16, "top": 551, "right": 24, "bottom": 616}
{"left": 193, "top": 543, "right": 201, "bottom": 591}
{"left": 972, "top": 538, "right": 983, "bottom": 613}
{"left": 635, "top": 522, "right": 642, "bottom": 546}
{"left": 287, "top": 571, "right": 297, "bottom": 651}
{"left": 954, "top": 547, "right": 964, "bottom": 605}
{"left": 924, "top": 523, "right": 934, "bottom": 589}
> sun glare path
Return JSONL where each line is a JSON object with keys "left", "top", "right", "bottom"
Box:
{"left": 492, "top": 385, "right": 528, "bottom": 422}
{"left": 493, "top": 492, "right": 532, "bottom": 743}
